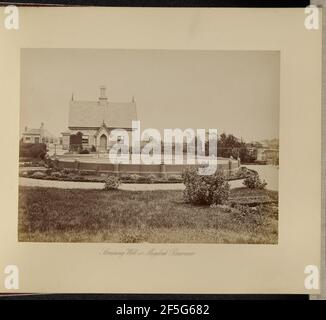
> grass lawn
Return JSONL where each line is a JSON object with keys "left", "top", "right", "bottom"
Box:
{"left": 18, "top": 186, "right": 278, "bottom": 244}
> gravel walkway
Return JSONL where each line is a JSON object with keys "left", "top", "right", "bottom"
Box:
{"left": 19, "top": 177, "right": 247, "bottom": 191}
{"left": 19, "top": 177, "right": 104, "bottom": 189}
{"left": 19, "top": 165, "right": 278, "bottom": 191}
{"left": 19, "top": 177, "right": 186, "bottom": 191}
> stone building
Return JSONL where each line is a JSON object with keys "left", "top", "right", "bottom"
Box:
{"left": 62, "top": 86, "right": 137, "bottom": 151}
{"left": 22, "top": 123, "right": 56, "bottom": 146}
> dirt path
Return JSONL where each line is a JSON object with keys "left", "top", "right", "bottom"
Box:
{"left": 19, "top": 177, "right": 246, "bottom": 191}
{"left": 19, "top": 165, "right": 278, "bottom": 191}
{"left": 19, "top": 177, "right": 185, "bottom": 191}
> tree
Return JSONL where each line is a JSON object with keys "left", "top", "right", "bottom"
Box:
{"left": 204, "top": 132, "right": 256, "bottom": 163}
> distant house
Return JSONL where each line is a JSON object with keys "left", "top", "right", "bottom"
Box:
{"left": 62, "top": 86, "right": 137, "bottom": 151}
{"left": 22, "top": 123, "right": 56, "bottom": 145}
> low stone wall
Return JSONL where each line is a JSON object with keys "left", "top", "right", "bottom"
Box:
{"left": 57, "top": 158, "right": 240, "bottom": 177}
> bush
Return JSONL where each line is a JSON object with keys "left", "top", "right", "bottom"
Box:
{"left": 120, "top": 174, "right": 130, "bottom": 180}
{"left": 66, "top": 168, "right": 79, "bottom": 175}
{"left": 19, "top": 143, "right": 47, "bottom": 159}
{"left": 182, "top": 168, "right": 230, "bottom": 205}
{"left": 236, "top": 166, "right": 255, "bottom": 179}
{"left": 138, "top": 174, "right": 159, "bottom": 183}
{"left": 45, "top": 158, "right": 60, "bottom": 169}
{"left": 79, "top": 149, "right": 90, "bottom": 154}
{"left": 38, "top": 159, "right": 46, "bottom": 167}
{"left": 51, "top": 171, "right": 63, "bottom": 178}
{"left": 70, "top": 176, "right": 85, "bottom": 181}
{"left": 138, "top": 175, "right": 151, "bottom": 183}
{"left": 243, "top": 173, "right": 267, "bottom": 189}
{"left": 129, "top": 174, "right": 141, "bottom": 182}
{"left": 168, "top": 174, "right": 182, "bottom": 182}
{"left": 67, "top": 172, "right": 77, "bottom": 179}
{"left": 104, "top": 176, "right": 121, "bottom": 190}
{"left": 90, "top": 145, "right": 96, "bottom": 152}
{"left": 31, "top": 171, "right": 47, "bottom": 179}
{"left": 79, "top": 170, "right": 94, "bottom": 176}
{"left": 147, "top": 174, "right": 157, "bottom": 181}
{"left": 20, "top": 160, "right": 46, "bottom": 167}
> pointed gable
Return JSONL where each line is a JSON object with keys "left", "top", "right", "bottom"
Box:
{"left": 68, "top": 100, "right": 137, "bottom": 129}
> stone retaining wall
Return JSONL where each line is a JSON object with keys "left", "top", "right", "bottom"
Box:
{"left": 57, "top": 158, "right": 240, "bottom": 177}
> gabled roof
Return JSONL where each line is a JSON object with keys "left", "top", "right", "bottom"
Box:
{"left": 23, "top": 128, "right": 41, "bottom": 135}
{"left": 23, "top": 128, "right": 54, "bottom": 137}
{"left": 68, "top": 100, "right": 137, "bottom": 129}
{"left": 94, "top": 122, "right": 110, "bottom": 137}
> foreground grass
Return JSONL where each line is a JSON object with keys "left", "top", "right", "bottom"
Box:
{"left": 18, "top": 187, "right": 278, "bottom": 244}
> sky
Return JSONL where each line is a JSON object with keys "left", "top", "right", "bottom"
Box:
{"left": 20, "top": 49, "right": 280, "bottom": 142}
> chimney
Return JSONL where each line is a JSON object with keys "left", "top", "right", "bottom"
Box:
{"left": 99, "top": 86, "right": 107, "bottom": 101}
{"left": 40, "top": 123, "right": 44, "bottom": 138}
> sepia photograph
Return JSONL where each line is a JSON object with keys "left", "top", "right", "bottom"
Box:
{"left": 0, "top": 5, "right": 322, "bottom": 296}
{"left": 18, "top": 48, "right": 280, "bottom": 244}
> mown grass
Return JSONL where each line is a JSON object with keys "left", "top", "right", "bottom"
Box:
{"left": 18, "top": 187, "right": 278, "bottom": 244}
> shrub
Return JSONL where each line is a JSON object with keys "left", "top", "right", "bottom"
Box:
{"left": 182, "top": 168, "right": 230, "bottom": 205}
{"left": 120, "top": 174, "right": 131, "bottom": 180}
{"left": 38, "top": 160, "right": 46, "bottom": 167}
{"left": 21, "top": 160, "right": 46, "bottom": 167}
{"left": 51, "top": 171, "right": 63, "bottom": 178}
{"left": 168, "top": 174, "right": 182, "bottom": 182}
{"left": 138, "top": 175, "right": 151, "bottom": 183}
{"left": 90, "top": 145, "right": 96, "bottom": 152}
{"left": 243, "top": 173, "right": 267, "bottom": 189}
{"left": 129, "top": 174, "right": 141, "bottom": 181}
{"left": 19, "top": 143, "right": 47, "bottom": 159}
{"left": 147, "top": 174, "right": 157, "bottom": 181}
{"left": 138, "top": 174, "right": 158, "bottom": 183}
{"left": 79, "top": 170, "right": 94, "bottom": 176}
{"left": 104, "top": 176, "right": 121, "bottom": 190}
{"left": 45, "top": 168, "right": 53, "bottom": 175}
{"left": 31, "top": 171, "right": 47, "bottom": 179}
{"left": 237, "top": 167, "right": 257, "bottom": 179}
{"left": 21, "top": 171, "right": 29, "bottom": 177}
{"left": 45, "top": 158, "right": 60, "bottom": 169}
{"left": 79, "top": 149, "right": 90, "bottom": 154}
{"left": 67, "top": 168, "right": 79, "bottom": 175}
{"left": 70, "top": 176, "right": 84, "bottom": 181}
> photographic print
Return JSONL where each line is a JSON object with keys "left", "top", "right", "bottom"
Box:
{"left": 0, "top": 6, "right": 322, "bottom": 295}
{"left": 18, "top": 49, "right": 280, "bottom": 244}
